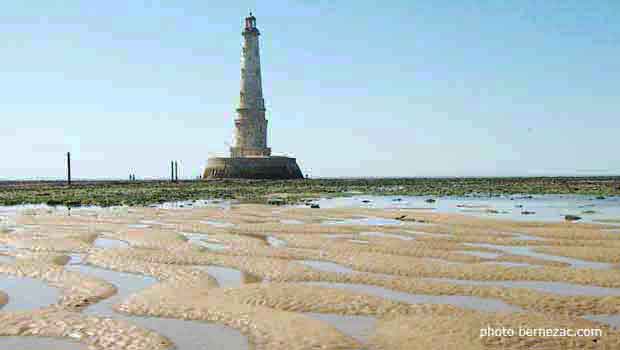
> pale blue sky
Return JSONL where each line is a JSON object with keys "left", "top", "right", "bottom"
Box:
{"left": 1, "top": 1, "right": 618, "bottom": 179}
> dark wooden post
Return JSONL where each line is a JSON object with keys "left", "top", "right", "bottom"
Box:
{"left": 174, "top": 161, "right": 179, "bottom": 182}
{"left": 67, "top": 152, "right": 72, "bottom": 186}
{"left": 171, "top": 161, "right": 174, "bottom": 182}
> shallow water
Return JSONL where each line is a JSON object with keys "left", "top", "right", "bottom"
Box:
{"left": 465, "top": 243, "right": 614, "bottom": 269}
{"left": 200, "top": 220, "right": 235, "bottom": 228}
{"left": 458, "top": 250, "right": 502, "bottom": 259}
{"left": 312, "top": 195, "right": 620, "bottom": 223}
{"left": 0, "top": 275, "right": 59, "bottom": 311}
{"left": 300, "top": 260, "right": 357, "bottom": 274}
{"left": 94, "top": 237, "right": 130, "bottom": 249}
{"left": 304, "top": 312, "right": 376, "bottom": 344}
{"left": 0, "top": 256, "right": 14, "bottom": 264}
{"left": 0, "top": 336, "right": 86, "bottom": 350}
{"left": 128, "top": 224, "right": 151, "bottom": 229}
{"left": 181, "top": 232, "right": 229, "bottom": 251}
{"left": 323, "top": 217, "right": 403, "bottom": 226}
{"left": 424, "top": 277, "right": 620, "bottom": 297}
{"left": 512, "top": 233, "right": 546, "bottom": 241}
{"left": 280, "top": 219, "right": 304, "bottom": 225}
{"left": 359, "top": 231, "right": 414, "bottom": 241}
{"left": 266, "top": 236, "right": 287, "bottom": 247}
{"left": 193, "top": 265, "right": 245, "bottom": 288}
{"left": 67, "top": 265, "right": 249, "bottom": 350}
{"left": 304, "top": 282, "right": 521, "bottom": 313}
{"left": 481, "top": 261, "right": 539, "bottom": 268}
{"left": 583, "top": 315, "right": 620, "bottom": 329}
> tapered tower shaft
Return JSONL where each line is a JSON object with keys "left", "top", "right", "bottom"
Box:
{"left": 231, "top": 13, "right": 271, "bottom": 157}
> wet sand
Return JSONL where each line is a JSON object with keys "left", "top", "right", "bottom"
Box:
{"left": 1, "top": 202, "right": 620, "bottom": 349}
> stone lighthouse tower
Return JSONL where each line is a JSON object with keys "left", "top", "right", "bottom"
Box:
{"left": 203, "top": 13, "right": 303, "bottom": 179}
{"left": 231, "top": 13, "right": 271, "bottom": 158}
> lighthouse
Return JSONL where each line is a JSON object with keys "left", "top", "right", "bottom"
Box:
{"left": 203, "top": 13, "right": 303, "bottom": 179}
{"left": 231, "top": 13, "right": 271, "bottom": 158}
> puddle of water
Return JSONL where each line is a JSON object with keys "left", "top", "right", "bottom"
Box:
{"left": 200, "top": 221, "right": 235, "bottom": 228}
{"left": 325, "top": 234, "right": 356, "bottom": 239}
{"left": 0, "top": 255, "right": 15, "bottom": 263}
{"left": 349, "top": 239, "right": 370, "bottom": 245}
{"left": 68, "top": 253, "right": 85, "bottom": 265}
{"left": 181, "top": 233, "right": 229, "bottom": 251}
{"left": 359, "top": 232, "right": 414, "bottom": 241}
{"left": 0, "top": 275, "right": 59, "bottom": 311}
{"left": 94, "top": 237, "right": 130, "bottom": 249}
{"left": 313, "top": 195, "right": 620, "bottom": 223}
{"left": 304, "top": 312, "right": 376, "bottom": 344}
{"left": 300, "top": 260, "right": 357, "bottom": 274}
{"left": 128, "top": 224, "right": 150, "bottom": 229}
{"left": 266, "top": 236, "right": 287, "bottom": 248}
{"left": 482, "top": 261, "right": 539, "bottom": 268}
{"left": 193, "top": 266, "right": 245, "bottom": 288}
{"left": 323, "top": 217, "right": 403, "bottom": 226}
{"left": 304, "top": 282, "right": 521, "bottom": 313}
{"left": 457, "top": 250, "right": 502, "bottom": 259}
{"left": 424, "top": 277, "right": 620, "bottom": 297}
{"left": 0, "top": 337, "right": 86, "bottom": 350}
{"left": 280, "top": 219, "right": 304, "bottom": 225}
{"left": 67, "top": 265, "right": 249, "bottom": 350}
{"left": 512, "top": 233, "right": 546, "bottom": 241}
{"left": 66, "top": 265, "right": 156, "bottom": 317}
{"left": 583, "top": 315, "right": 620, "bottom": 329}
{"left": 465, "top": 243, "right": 613, "bottom": 270}
{"left": 298, "top": 260, "right": 395, "bottom": 279}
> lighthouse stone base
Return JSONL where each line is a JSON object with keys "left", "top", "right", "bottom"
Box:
{"left": 204, "top": 156, "right": 303, "bottom": 180}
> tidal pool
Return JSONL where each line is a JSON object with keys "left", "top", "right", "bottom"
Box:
{"left": 305, "top": 312, "right": 376, "bottom": 344}
{"left": 94, "top": 237, "right": 130, "bottom": 249}
{"left": 311, "top": 195, "right": 620, "bottom": 223}
{"left": 304, "top": 282, "right": 521, "bottom": 313}
{"left": 465, "top": 243, "right": 613, "bottom": 270}
{"left": 66, "top": 264, "right": 249, "bottom": 350}
{"left": 457, "top": 250, "right": 502, "bottom": 259}
{"left": 266, "top": 236, "right": 287, "bottom": 247}
{"left": 359, "top": 231, "right": 414, "bottom": 241}
{"left": 424, "top": 277, "right": 620, "bottom": 297}
{"left": 193, "top": 265, "right": 246, "bottom": 288}
{"left": 323, "top": 217, "right": 403, "bottom": 226}
{"left": 0, "top": 275, "right": 59, "bottom": 311}
{"left": 583, "top": 314, "right": 620, "bottom": 329}
{"left": 200, "top": 220, "right": 235, "bottom": 228}
{"left": 0, "top": 336, "right": 86, "bottom": 350}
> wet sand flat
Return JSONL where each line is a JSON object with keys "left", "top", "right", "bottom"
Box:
{"left": 1, "top": 202, "right": 620, "bottom": 349}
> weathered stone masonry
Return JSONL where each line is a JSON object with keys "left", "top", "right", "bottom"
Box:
{"left": 204, "top": 14, "right": 303, "bottom": 179}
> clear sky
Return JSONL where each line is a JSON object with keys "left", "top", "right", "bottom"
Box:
{"left": 2, "top": 1, "right": 619, "bottom": 179}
